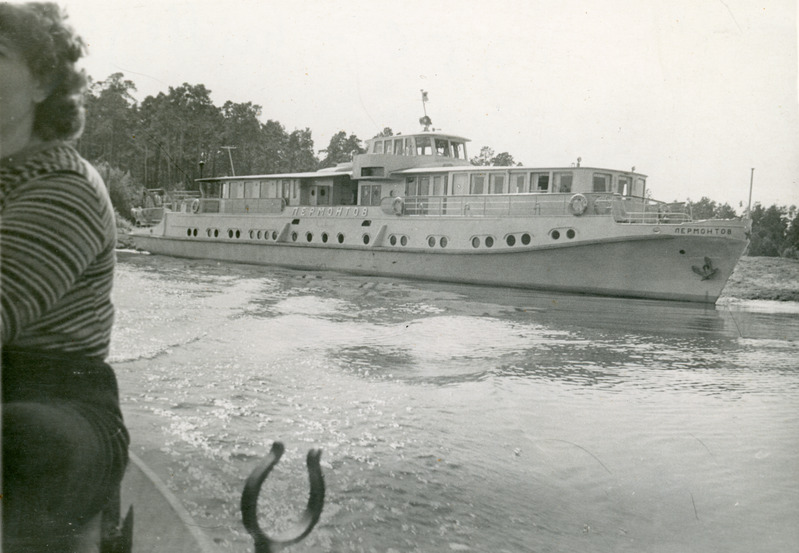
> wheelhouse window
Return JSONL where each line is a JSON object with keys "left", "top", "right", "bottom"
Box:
{"left": 373, "top": 140, "right": 384, "bottom": 154}
{"left": 416, "top": 136, "right": 433, "bottom": 156}
{"left": 592, "top": 173, "right": 612, "bottom": 192}
{"left": 617, "top": 176, "right": 630, "bottom": 195}
{"left": 451, "top": 141, "right": 466, "bottom": 159}
{"left": 435, "top": 138, "right": 450, "bottom": 157}
{"left": 530, "top": 172, "right": 549, "bottom": 191}
{"left": 404, "top": 137, "right": 415, "bottom": 156}
{"left": 470, "top": 173, "right": 486, "bottom": 194}
{"left": 554, "top": 172, "right": 573, "bottom": 193}
{"left": 394, "top": 138, "right": 404, "bottom": 155}
{"left": 385, "top": 140, "right": 394, "bottom": 154}
{"left": 282, "top": 180, "right": 291, "bottom": 200}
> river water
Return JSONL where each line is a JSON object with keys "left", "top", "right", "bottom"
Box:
{"left": 111, "top": 252, "right": 799, "bottom": 553}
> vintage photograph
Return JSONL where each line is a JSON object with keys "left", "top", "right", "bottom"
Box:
{"left": 2, "top": 0, "right": 798, "bottom": 551}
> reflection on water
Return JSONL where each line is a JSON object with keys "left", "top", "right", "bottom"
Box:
{"left": 112, "top": 253, "right": 799, "bottom": 552}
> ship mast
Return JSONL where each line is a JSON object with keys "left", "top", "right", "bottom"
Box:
{"left": 419, "top": 90, "right": 432, "bottom": 131}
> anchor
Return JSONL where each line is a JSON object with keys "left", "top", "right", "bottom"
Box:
{"left": 241, "top": 442, "right": 326, "bottom": 553}
{"left": 692, "top": 256, "right": 719, "bottom": 280}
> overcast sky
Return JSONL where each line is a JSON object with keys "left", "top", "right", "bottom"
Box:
{"left": 62, "top": 0, "right": 798, "bottom": 210}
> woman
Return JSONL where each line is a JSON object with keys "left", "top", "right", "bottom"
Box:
{"left": 1, "top": 3, "right": 129, "bottom": 550}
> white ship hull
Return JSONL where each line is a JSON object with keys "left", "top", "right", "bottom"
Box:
{"left": 130, "top": 209, "right": 748, "bottom": 303}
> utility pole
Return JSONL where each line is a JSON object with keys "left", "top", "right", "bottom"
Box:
{"left": 747, "top": 168, "right": 755, "bottom": 219}
{"left": 221, "top": 146, "right": 237, "bottom": 176}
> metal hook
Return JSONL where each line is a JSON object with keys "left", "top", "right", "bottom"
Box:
{"left": 241, "top": 442, "right": 325, "bottom": 553}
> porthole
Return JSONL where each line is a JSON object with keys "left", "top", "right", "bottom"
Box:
{"left": 485, "top": 236, "right": 494, "bottom": 248}
{"left": 228, "top": 229, "right": 234, "bottom": 239}
{"left": 363, "top": 234, "right": 371, "bottom": 245}
{"left": 306, "top": 232, "right": 313, "bottom": 242}
{"left": 566, "top": 229, "right": 576, "bottom": 239}
{"left": 235, "top": 230, "right": 241, "bottom": 239}
{"left": 271, "top": 231, "right": 278, "bottom": 240}
{"left": 390, "top": 235, "right": 397, "bottom": 246}
{"left": 551, "top": 230, "right": 560, "bottom": 240}
{"left": 428, "top": 236, "right": 436, "bottom": 247}
{"left": 322, "top": 232, "right": 329, "bottom": 243}
{"left": 214, "top": 229, "right": 219, "bottom": 238}
{"left": 257, "top": 230, "right": 262, "bottom": 239}
{"left": 249, "top": 230, "right": 255, "bottom": 239}
{"left": 206, "top": 228, "right": 212, "bottom": 237}
{"left": 291, "top": 232, "right": 298, "bottom": 242}
{"left": 400, "top": 235, "right": 408, "bottom": 246}
{"left": 337, "top": 233, "right": 345, "bottom": 244}
{"left": 506, "top": 235, "right": 516, "bottom": 247}
{"left": 521, "top": 233, "right": 531, "bottom": 245}
{"left": 186, "top": 228, "right": 192, "bottom": 237}
{"left": 440, "top": 236, "right": 448, "bottom": 248}
{"left": 193, "top": 228, "right": 198, "bottom": 237}
{"left": 679, "top": 249, "right": 686, "bottom": 255}
{"left": 472, "top": 236, "right": 480, "bottom": 248}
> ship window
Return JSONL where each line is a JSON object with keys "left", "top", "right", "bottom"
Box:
{"left": 452, "top": 173, "right": 468, "bottom": 195}
{"left": 593, "top": 173, "right": 612, "bottom": 192}
{"left": 361, "top": 184, "right": 382, "bottom": 206}
{"left": 634, "top": 177, "right": 646, "bottom": 197}
{"left": 361, "top": 167, "right": 385, "bottom": 177}
{"left": 617, "top": 176, "right": 630, "bottom": 196}
{"left": 431, "top": 175, "right": 447, "bottom": 196}
{"left": 554, "top": 172, "right": 573, "bottom": 193}
{"left": 435, "top": 138, "right": 450, "bottom": 157}
{"left": 374, "top": 140, "right": 384, "bottom": 154}
{"left": 419, "top": 176, "right": 431, "bottom": 196}
{"left": 404, "top": 137, "right": 415, "bottom": 156}
{"left": 231, "top": 181, "right": 245, "bottom": 199}
{"left": 451, "top": 141, "right": 465, "bottom": 159}
{"left": 531, "top": 172, "right": 549, "bottom": 191}
{"left": 406, "top": 177, "right": 418, "bottom": 196}
{"left": 385, "top": 140, "right": 393, "bottom": 154}
{"left": 416, "top": 136, "right": 433, "bottom": 156}
{"left": 394, "top": 139, "right": 404, "bottom": 155}
{"left": 489, "top": 174, "right": 505, "bottom": 194}
{"left": 512, "top": 174, "right": 526, "bottom": 193}
{"left": 245, "top": 182, "right": 259, "bottom": 198}
{"left": 470, "top": 174, "right": 486, "bottom": 194}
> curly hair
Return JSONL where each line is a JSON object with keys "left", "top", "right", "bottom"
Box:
{"left": 0, "top": 2, "right": 88, "bottom": 140}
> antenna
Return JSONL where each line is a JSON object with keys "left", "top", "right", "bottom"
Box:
{"left": 419, "top": 90, "right": 432, "bottom": 131}
{"left": 747, "top": 168, "right": 754, "bottom": 219}
{"left": 221, "top": 146, "right": 237, "bottom": 176}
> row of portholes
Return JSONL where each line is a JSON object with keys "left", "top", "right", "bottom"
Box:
{"left": 550, "top": 228, "right": 577, "bottom": 240}
{"left": 427, "top": 235, "right": 449, "bottom": 248}
{"left": 248, "top": 229, "right": 280, "bottom": 241}
{"left": 186, "top": 228, "right": 199, "bottom": 237}
{"left": 389, "top": 234, "right": 409, "bottom": 247}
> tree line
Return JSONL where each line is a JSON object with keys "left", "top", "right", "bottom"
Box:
{"left": 77, "top": 73, "right": 798, "bottom": 258}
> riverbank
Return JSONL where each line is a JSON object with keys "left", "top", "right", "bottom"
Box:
{"left": 721, "top": 256, "right": 799, "bottom": 302}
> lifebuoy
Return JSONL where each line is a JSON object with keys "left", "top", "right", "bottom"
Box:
{"left": 593, "top": 195, "right": 612, "bottom": 215}
{"left": 190, "top": 199, "right": 200, "bottom": 214}
{"left": 392, "top": 197, "right": 404, "bottom": 215}
{"left": 569, "top": 194, "right": 588, "bottom": 216}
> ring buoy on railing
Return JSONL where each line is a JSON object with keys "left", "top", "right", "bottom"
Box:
{"left": 392, "top": 197, "right": 404, "bottom": 215}
{"left": 190, "top": 199, "right": 200, "bottom": 214}
{"left": 568, "top": 194, "right": 588, "bottom": 216}
{"left": 593, "top": 195, "right": 613, "bottom": 215}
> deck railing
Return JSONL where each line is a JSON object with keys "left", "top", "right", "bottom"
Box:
{"left": 391, "top": 193, "right": 692, "bottom": 223}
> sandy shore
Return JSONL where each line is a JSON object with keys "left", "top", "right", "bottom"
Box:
{"left": 722, "top": 256, "right": 799, "bottom": 302}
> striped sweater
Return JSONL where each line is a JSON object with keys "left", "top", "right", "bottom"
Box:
{"left": 1, "top": 142, "right": 115, "bottom": 359}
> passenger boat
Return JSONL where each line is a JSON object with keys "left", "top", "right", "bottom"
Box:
{"left": 129, "top": 122, "right": 750, "bottom": 304}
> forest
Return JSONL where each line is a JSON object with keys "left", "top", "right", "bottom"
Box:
{"left": 78, "top": 73, "right": 798, "bottom": 258}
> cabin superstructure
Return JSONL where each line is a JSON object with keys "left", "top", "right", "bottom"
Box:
{"left": 191, "top": 131, "right": 651, "bottom": 219}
